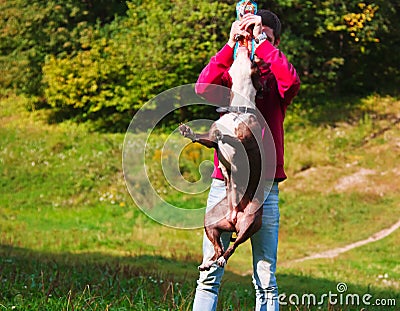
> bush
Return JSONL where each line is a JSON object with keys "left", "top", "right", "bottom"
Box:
{"left": 0, "top": 0, "right": 127, "bottom": 95}
{"left": 2, "top": 0, "right": 399, "bottom": 127}
{"left": 43, "top": 1, "right": 232, "bottom": 123}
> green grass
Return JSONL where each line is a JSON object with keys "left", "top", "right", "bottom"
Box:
{"left": 1, "top": 91, "right": 399, "bottom": 310}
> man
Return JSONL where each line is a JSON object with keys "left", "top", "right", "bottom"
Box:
{"left": 193, "top": 9, "right": 300, "bottom": 311}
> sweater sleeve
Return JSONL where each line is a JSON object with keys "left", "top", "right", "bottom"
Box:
{"left": 195, "top": 44, "right": 234, "bottom": 104}
{"left": 255, "top": 40, "right": 300, "bottom": 105}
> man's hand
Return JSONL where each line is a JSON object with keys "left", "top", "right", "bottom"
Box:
{"left": 239, "top": 13, "right": 263, "bottom": 38}
{"left": 228, "top": 20, "right": 251, "bottom": 48}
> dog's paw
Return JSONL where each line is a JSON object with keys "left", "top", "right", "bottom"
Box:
{"left": 198, "top": 264, "right": 208, "bottom": 271}
{"left": 217, "top": 256, "right": 226, "bottom": 267}
{"left": 178, "top": 123, "right": 190, "bottom": 136}
{"left": 179, "top": 124, "right": 196, "bottom": 141}
{"left": 198, "top": 260, "right": 215, "bottom": 271}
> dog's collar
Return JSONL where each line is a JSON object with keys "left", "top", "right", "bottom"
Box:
{"left": 216, "top": 106, "right": 257, "bottom": 115}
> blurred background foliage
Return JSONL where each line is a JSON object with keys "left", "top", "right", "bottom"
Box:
{"left": 1, "top": 0, "right": 399, "bottom": 131}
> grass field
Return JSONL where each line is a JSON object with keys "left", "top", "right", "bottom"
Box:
{"left": 1, "top": 91, "right": 399, "bottom": 310}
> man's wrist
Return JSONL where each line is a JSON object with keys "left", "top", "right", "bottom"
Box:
{"left": 254, "top": 32, "right": 268, "bottom": 44}
{"left": 227, "top": 39, "right": 236, "bottom": 48}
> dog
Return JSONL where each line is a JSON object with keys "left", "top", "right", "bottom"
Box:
{"left": 180, "top": 45, "right": 265, "bottom": 271}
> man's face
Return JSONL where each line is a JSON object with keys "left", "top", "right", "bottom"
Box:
{"left": 262, "top": 26, "right": 279, "bottom": 47}
{"left": 253, "top": 26, "right": 279, "bottom": 65}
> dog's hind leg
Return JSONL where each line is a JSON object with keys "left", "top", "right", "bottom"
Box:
{"left": 217, "top": 202, "right": 262, "bottom": 267}
{"left": 216, "top": 232, "right": 245, "bottom": 268}
{"left": 200, "top": 198, "right": 236, "bottom": 271}
{"left": 198, "top": 227, "right": 224, "bottom": 271}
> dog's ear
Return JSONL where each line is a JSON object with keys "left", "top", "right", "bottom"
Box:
{"left": 251, "top": 62, "right": 263, "bottom": 93}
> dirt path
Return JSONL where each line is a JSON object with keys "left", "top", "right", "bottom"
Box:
{"left": 285, "top": 219, "right": 400, "bottom": 265}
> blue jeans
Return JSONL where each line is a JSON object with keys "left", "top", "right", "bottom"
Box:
{"left": 193, "top": 178, "right": 280, "bottom": 311}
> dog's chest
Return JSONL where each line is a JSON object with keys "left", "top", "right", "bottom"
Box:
{"left": 215, "top": 112, "right": 253, "bottom": 135}
{"left": 214, "top": 112, "right": 253, "bottom": 165}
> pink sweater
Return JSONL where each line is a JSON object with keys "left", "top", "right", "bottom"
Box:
{"left": 195, "top": 40, "right": 300, "bottom": 181}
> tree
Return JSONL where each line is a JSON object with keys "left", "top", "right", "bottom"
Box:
{"left": 3, "top": 0, "right": 399, "bottom": 128}
{"left": 43, "top": 0, "right": 233, "bottom": 126}
{"left": 0, "top": 0, "right": 127, "bottom": 96}
{"left": 262, "top": 0, "right": 399, "bottom": 99}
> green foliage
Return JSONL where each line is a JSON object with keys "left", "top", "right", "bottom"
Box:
{"left": 265, "top": 0, "right": 398, "bottom": 101}
{"left": 43, "top": 23, "right": 126, "bottom": 110}
{"left": 43, "top": 0, "right": 232, "bottom": 123}
{"left": 0, "top": 0, "right": 127, "bottom": 95}
{"left": 1, "top": 0, "right": 399, "bottom": 125}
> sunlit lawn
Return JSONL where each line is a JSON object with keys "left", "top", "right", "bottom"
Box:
{"left": 1, "top": 93, "right": 399, "bottom": 310}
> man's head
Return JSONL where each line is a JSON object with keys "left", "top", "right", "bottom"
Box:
{"left": 256, "top": 9, "right": 281, "bottom": 46}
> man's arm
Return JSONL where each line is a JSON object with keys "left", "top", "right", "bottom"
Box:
{"left": 239, "top": 13, "right": 300, "bottom": 105}
{"left": 195, "top": 44, "right": 234, "bottom": 95}
{"left": 255, "top": 40, "right": 300, "bottom": 105}
{"left": 195, "top": 21, "right": 250, "bottom": 103}
{"left": 194, "top": 45, "right": 233, "bottom": 105}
